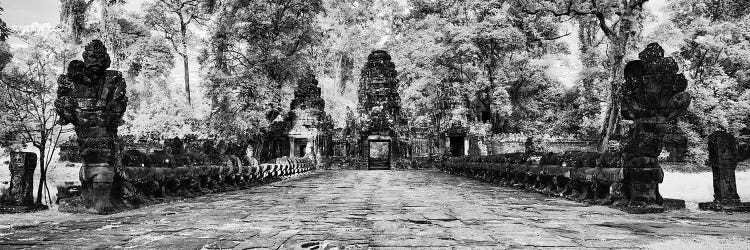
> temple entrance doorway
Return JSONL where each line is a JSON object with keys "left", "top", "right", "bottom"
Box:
{"left": 368, "top": 139, "right": 391, "bottom": 170}
{"left": 449, "top": 136, "right": 465, "bottom": 157}
{"left": 293, "top": 138, "right": 307, "bottom": 157}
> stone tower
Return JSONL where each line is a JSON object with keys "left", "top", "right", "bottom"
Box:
{"left": 358, "top": 50, "right": 405, "bottom": 136}
{"left": 260, "top": 72, "right": 332, "bottom": 163}
{"left": 358, "top": 50, "right": 406, "bottom": 169}
{"left": 287, "top": 72, "right": 331, "bottom": 160}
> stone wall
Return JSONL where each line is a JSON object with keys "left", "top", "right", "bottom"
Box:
{"left": 469, "top": 134, "right": 598, "bottom": 155}
{"left": 321, "top": 156, "right": 440, "bottom": 170}
{"left": 321, "top": 156, "right": 365, "bottom": 170}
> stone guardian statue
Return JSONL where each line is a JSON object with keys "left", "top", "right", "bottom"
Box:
{"left": 54, "top": 40, "right": 127, "bottom": 214}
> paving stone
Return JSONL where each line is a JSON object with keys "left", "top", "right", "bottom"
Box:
{"left": 1, "top": 170, "right": 750, "bottom": 249}
{"left": 369, "top": 234, "right": 454, "bottom": 247}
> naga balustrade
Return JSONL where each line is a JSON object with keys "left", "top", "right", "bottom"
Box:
{"left": 439, "top": 152, "right": 675, "bottom": 214}
{"left": 58, "top": 157, "right": 315, "bottom": 212}
{"left": 120, "top": 157, "right": 314, "bottom": 201}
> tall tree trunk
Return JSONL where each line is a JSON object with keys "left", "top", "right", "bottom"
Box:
{"left": 182, "top": 54, "right": 191, "bottom": 105}
{"left": 100, "top": 0, "right": 110, "bottom": 57}
{"left": 68, "top": 15, "right": 82, "bottom": 45}
{"left": 598, "top": 1, "right": 642, "bottom": 152}
{"left": 599, "top": 41, "right": 625, "bottom": 152}
{"left": 180, "top": 16, "right": 192, "bottom": 106}
{"left": 35, "top": 143, "right": 45, "bottom": 204}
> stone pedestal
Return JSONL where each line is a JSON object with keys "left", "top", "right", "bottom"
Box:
{"left": 1, "top": 152, "right": 47, "bottom": 213}
{"left": 621, "top": 167, "right": 665, "bottom": 213}
{"left": 699, "top": 131, "right": 750, "bottom": 212}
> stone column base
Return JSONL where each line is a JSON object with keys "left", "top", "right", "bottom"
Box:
{"left": 698, "top": 201, "right": 750, "bottom": 212}
{"left": 663, "top": 198, "right": 686, "bottom": 210}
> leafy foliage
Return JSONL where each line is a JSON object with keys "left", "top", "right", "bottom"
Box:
{"left": 647, "top": 0, "right": 750, "bottom": 167}
{"left": 143, "top": 0, "right": 207, "bottom": 105}
{"left": 313, "top": 0, "right": 403, "bottom": 126}
{"left": 392, "top": 0, "right": 573, "bottom": 136}
{"left": 0, "top": 24, "right": 77, "bottom": 204}
{"left": 118, "top": 27, "right": 204, "bottom": 139}
{"left": 200, "top": 0, "right": 324, "bottom": 137}
{"left": 516, "top": 0, "right": 650, "bottom": 150}
{"left": 1, "top": 0, "right": 742, "bottom": 172}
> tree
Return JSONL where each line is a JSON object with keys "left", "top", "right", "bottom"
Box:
{"left": 121, "top": 35, "right": 203, "bottom": 138}
{"left": 144, "top": 0, "right": 206, "bottom": 106}
{"left": 0, "top": 24, "right": 77, "bottom": 204}
{"left": 60, "top": 0, "right": 127, "bottom": 44}
{"left": 566, "top": 16, "right": 609, "bottom": 138}
{"left": 0, "top": 6, "right": 9, "bottom": 43}
{"left": 60, "top": 0, "right": 128, "bottom": 66}
{"left": 0, "top": 7, "right": 14, "bottom": 148}
{"left": 517, "top": 0, "right": 649, "bottom": 151}
{"left": 200, "top": 0, "right": 324, "bottom": 137}
{"left": 647, "top": 0, "right": 750, "bottom": 167}
{"left": 393, "top": 0, "right": 569, "bottom": 137}
{"left": 313, "top": 0, "right": 402, "bottom": 125}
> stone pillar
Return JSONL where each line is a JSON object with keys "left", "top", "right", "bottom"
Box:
{"left": 3, "top": 152, "right": 36, "bottom": 206}
{"left": 699, "top": 131, "right": 750, "bottom": 212}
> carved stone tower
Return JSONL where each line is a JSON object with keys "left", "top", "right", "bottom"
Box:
{"left": 358, "top": 50, "right": 406, "bottom": 169}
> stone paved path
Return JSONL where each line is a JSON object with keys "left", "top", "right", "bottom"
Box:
{"left": 2, "top": 170, "right": 750, "bottom": 249}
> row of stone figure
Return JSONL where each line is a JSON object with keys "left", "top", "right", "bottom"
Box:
{"left": 117, "top": 138, "right": 316, "bottom": 204}
{"left": 121, "top": 157, "right": 313, "bottom": 198}
{"left": 121, "top": 138, "right": 256, "bottom": 169}
{"left": 60, "top": 157, "right": 315, "bottom": 210}
{"left": 449, "top": 151, "right": 628, "bottom": 168}
{"left": 440, "top": 152, "right": 669, "bottom": 214}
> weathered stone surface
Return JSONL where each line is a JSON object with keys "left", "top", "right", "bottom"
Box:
{"left": 699, "top": 131, "right": 750, "bottom": 212}
{"left": 1, "top": 152, "right": 36, "bottom": 206}
{"left": 358, "top": 50, "right": 403, "bottom": 132}
{"left": 54, "top": 40, "right": 128, "bottom": 214}
{"left": 440, "top": 151, "right": 688, "bottom": 213}
{"left": 706, "top": 131, "right": 740, "bottom": 203}
{"left": 260, "top": 72, "right": 333, "bottom": 163}
{"left": 739, "top": 128, "right": 750, "bottom": 161}
{"left": 356, "top": 50, "right": 408, "bottom": 169}
{"left": 1, "top": 170, "right": 749, "bottom": 249}
{"left": 0, "top": 152, "right": 47, "bottom": 213}
{"left": 618, "top": 43, "right": 691, "bottom": 212}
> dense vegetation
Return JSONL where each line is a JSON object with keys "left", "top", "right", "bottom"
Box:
{"left": 0, "top": 0, "right": 748, "bottom": 171}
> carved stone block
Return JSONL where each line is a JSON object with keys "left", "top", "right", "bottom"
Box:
{"left": 2, "top": 152, "right": 36, "bottom": 206}
{"left": 699, "top": 131, "right": 750, "bottom": 212}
